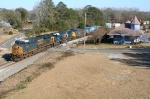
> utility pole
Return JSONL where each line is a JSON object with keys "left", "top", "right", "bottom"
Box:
{"left": 0, "top": 31, "right": 1, "bottom": 38}
{"left": 84, "top": 13, "right": 86, "bottom": 53}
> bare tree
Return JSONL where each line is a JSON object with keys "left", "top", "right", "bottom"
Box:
{"left": 33, "top": 0, "right": 55, "bottom": 27}
{"left": 101, "top": 7, "right": 142, "bottom": 23}
{"left": 87, "top": 27, "right": 107, "bottom": 44}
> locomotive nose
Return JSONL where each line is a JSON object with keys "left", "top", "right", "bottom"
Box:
{"left": 12, "top": 46, "right": 19, "bottom": 54}
{"left": 12, "top": 45, "right": 23, "bottom": 55}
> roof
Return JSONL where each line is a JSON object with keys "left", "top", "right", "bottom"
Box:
{"left": 126, "top": 20, "right": 131, "bottom": 23}
{"left": 131, "top": 16, "right": 140, "bottom": 25}
{"left": 53, "top": 33, "right": 60, "bottom": 36}
{"left": 108, "top": 24, "right": 144, "bottom": 36}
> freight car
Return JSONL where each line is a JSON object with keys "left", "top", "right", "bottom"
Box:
{"left": 10, "top": 30, "right": 80, "bottom": 62}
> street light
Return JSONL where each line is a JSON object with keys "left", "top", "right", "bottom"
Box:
{"left": 84, "top": 13, "right": 86, "bottom": 53}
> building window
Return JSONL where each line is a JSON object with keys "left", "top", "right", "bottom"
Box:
{"left": 125, "top": 36, "right": 132, "bottom": 41}
{"left": 114, "top": 35, "right": 122, "bottom": 41}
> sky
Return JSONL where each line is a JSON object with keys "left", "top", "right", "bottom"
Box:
{"left": 0, "top": 0, "right": 150, "bottom": 11}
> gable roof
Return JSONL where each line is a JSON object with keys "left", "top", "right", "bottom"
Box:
{"left": 108, "top": 24, "right": 144, "bottom": 36}
{"left": 126, "top": 20, "right": 131, "bottom": 23}
{"left": 131, "top": 16, "right": 140, "bottom": 25}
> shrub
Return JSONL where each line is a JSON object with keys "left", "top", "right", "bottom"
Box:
{"left": 39, "top": 62, "right": 54, "bottom": 70}
{"left": 25, "top": 30, "right": 33, "bottom": 37}
{"left": 9, "top": 31, "right": 13, "bottom": 35}
{"left": 40, "top": 28, "right": 49, "bottom": 33}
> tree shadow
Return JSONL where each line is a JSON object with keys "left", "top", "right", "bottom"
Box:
{"left": 111, "top": 47, "right": 150, "bottom": 69}
{"left": 1, "top": 53, "right": 11, "bottom": 61}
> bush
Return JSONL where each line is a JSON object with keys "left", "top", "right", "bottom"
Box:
{"left": 25, "top": 30, "right": 33, "bottom": 37}
{"left": 9, "top": 31, "right": 13, "bottom": 35}
{"left": 40, "top": 28, "right": 49, "bottom": 33}
{"left": 78, "top": 23, "right": 84, "bottom": 28}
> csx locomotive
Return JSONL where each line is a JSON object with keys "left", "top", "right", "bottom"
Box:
{"left": 10, "top": 29, "right": 84, "bottom": 62}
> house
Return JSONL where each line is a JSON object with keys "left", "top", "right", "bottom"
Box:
{"left": 0, "top": 20, "right": 11, "bottom": 27}
{"left": 143, "top": 21, "right": 150, "bottom": 25}
{"left": 108, "top": 16, "right": 148, "bottom": 44}
{"left": 112, "top": 23, "right": 121, "bottom": 28}
{"left": 105, "top": 23, "right": 121, "bottom": 28}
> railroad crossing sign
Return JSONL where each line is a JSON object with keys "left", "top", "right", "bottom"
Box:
{"left": 0, "top": 42, "right": 5, "bottom": 45}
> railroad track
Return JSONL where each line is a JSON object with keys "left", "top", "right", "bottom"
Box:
{"left": 0, "top": 46, "right": 56, "bottom": 70}
{"left": 0, "top": 38, "right": 85, "bottom": 70}
{"left": 0, "top": 61, "right": 16, "bottom": 70}
{"left": 0, "top": 50, "right": 48, "bottom": 81}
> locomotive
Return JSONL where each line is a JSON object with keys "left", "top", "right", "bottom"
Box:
{"left": 10, "top": 29, "right": 84, "bottom": 62}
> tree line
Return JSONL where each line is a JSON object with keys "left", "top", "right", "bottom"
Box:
{"left": 0, "top": 8, "right": 28, "bottom": 29}
{"left": 101, "top": 7, "right": 150, "bottom": 23}
{"left": 0, "top": 0, "right": 150, "bottom": 37}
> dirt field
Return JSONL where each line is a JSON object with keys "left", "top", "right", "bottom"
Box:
{"left": 0, "top": 51, "right": 150, "bottom": 99}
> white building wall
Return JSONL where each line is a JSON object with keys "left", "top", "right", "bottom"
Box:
{"left": 105, "top": 23, "right": 112, "bottom": 28}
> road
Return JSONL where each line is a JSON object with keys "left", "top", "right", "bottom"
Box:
{"left": 0, "top": 30, "right": 26, "bottom": 49}
{"left": 54, "top": 43, "right": 150, "bottom": 54}
{"left": 70, "top": 47, "right": 150, "bottom": 54}
{"left": 54, "top": 44, "right": 150, "bottom": 59}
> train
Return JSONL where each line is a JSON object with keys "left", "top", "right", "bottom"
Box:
{"left": 10, "top": 25, "right": 99, "bottom": 62}
{"left": 10, "top": 29, "right": 84, "bottom": 62}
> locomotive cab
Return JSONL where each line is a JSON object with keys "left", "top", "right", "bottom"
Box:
{"left": 11, "top": 39, "right": 36, "bottom": 61}
{"left": 12, "top": 45, "right": 23, "bottom": 55}
{"left": 11, "top": 40, "right": 25, "bottom": 61}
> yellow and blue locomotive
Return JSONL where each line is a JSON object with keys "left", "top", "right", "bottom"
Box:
{"left": 10, "top": 30, "right": 78, "bottom": 62}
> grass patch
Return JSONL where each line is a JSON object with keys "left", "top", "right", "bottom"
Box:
{"left": 24, "top": 72, "right": 41, "bottom": 83}
{"left": 15, "top": 83, "right": 27, "bottom": 90}
{"left": 0, "top": 82, "right": 27, "bottom": 99}
{"left": 57, "top": 51, "right": 75, "bottom": 60}
{"left": 0, "top": 72, "right": 41, "bottom": 99}
{"left": 0, "top": 89, "right": 14, "bottom": 99}
{"left": 63, "top": 51, "right": 75, "bottom": 57}
{"left": 39, "top": 62, "right": 54, "bottom": 70}
{"left": 0, "top": 80, "right": 28, "bottom": 99}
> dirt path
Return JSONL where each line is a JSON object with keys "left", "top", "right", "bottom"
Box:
{"left": 4, "top": 52, "right": 150, "bottom": 99}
